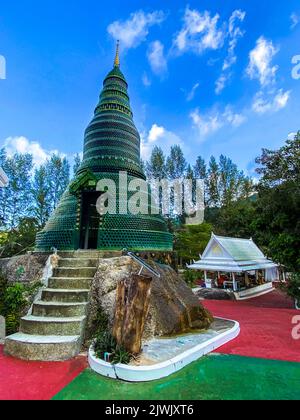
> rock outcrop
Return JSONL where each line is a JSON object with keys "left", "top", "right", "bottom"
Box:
{"left": 195, "top": 288, "right": 235, "bottom": 301}
{"left": 86, "top": 257, "right": 213, "bottom": 343}
{"left": 0, "top": 253, "right": 50, "bottom": 284}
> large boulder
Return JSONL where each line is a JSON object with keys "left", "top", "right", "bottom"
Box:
{"left": 86, "top": 257, "right": 213, "bottom": 342}
{"left": 0, "top": 253, "right": 50, "bottom": 284}
{"left": 195, "top": 288, "right": 235, "bottom": 301}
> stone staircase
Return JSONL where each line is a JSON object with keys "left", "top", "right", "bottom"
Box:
{"left": 4, "top": 251, "right": 100, "bottom": 361}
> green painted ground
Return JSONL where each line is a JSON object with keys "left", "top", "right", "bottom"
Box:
{"left": 53, "top": 354, "right": 300, "bottom": 401}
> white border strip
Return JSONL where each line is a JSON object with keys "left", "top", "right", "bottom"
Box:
{"left": 235, "top": 283, "right": 274, "bottom": 301}
{"left": 88, "top": 318, "right": 240, "bottom": 382}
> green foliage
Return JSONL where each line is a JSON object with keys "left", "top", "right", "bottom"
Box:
{"left": 0, "top": 280, "right": 27, "bottom": 335}
{"left": 175, "top": 223, "right": 212, "bottom": 265}
{"left": 282, "top": 273, "right": 300, "bottom": 302}
{"left": 46, "top": 154, "right": 71, "bottom": 212}
{"left": 253, "top": 133, "right": 300, "bottom": 271}
{"left": 94, "top": 331, "right": 132, "bottom": 365}
{"left": 183, "top": 270, "right": 200, "bottom": 287}
{"left": 112, "top": 345, "right": 132, "bottom": 365}
{"left": 0, "top": 217, "right": 39, "bottom": 258}
{"left": 0, "top": 149, "right": 70, "bottom": 258}
{"left": 73, "top": 154, "right": 82, "bottom": 177}
{"left": 0, "top": 270, "right": 42, "bottom": 335}
{"left": 166, "top": 145, "right": 187, "bottom": 179}
{"left": 31, "top": 165, "right": 51, "bottom": 228}
{"left": 207, "top": 156, "right": 220, "bottom": 207}
{"left": 94, "top": 309, "right": 109, "bottom": 335}
{"left": 204, "top": 134, "right": 300, "bottom": 273}
{"left": 0, "top": 150, "right": 33, "bottom": 229}
{"left": 146, "top": 146, "right": 166, "bottom": 179}
{"left": 213, "top": 199, "right": 257, "bottom": 239}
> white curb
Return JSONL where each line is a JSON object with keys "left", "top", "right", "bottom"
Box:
{"left": 88, "top": 318, "right": 240, "bottom": 382}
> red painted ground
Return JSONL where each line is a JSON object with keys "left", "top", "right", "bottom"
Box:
{"left": 0, "top": 348, "right": 87, "bottom": 400}
{"left": 0, "top": 290, "right": 298, "bottom": 400}
{"left": 203, "top": 290, "right": 300, "bottom": 363}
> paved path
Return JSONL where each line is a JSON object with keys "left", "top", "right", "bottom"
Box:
{"left": 0, "top": 347, "right": 87, "bottom": 400}
{"left": 203, "top": 291, "right": 300, "bottom": 363}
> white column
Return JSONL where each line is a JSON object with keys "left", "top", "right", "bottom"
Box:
{"left": 245, "top": 272, "right": 249, "bottom": 287}
{"left": 282, "top": 270, "right": 286, "bottom": 282}
{"left": 232, "top": 273, "right": 238, "bottom": 292}
{"left": 204, "top": 271, "right": 212, "bottom": 289}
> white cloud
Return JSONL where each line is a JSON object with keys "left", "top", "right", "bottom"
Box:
{"left": 190, "top": 109, "right": 222, "bottom": 136}
{"left": 246, "top": 37, "right": 292, "bottom": 114}
{"left": 3, "top": 136, "right": 63, "bottom": 167}
{"left": 246, "top": 37, "right": 279, "bottom": 87}
{"left": 215, "top": 74, "right": 229, "bottom": 95}
{"left": 215, "top": 10, "right": 246, "bottom": 94}
{"left": 290, "top": 13, "right": 299, "bottom": 30}
{"left": 252, "top": 89, "right": 291, "bottom": 114}
{"left": 107, "top": 10, "right": 165, "bottom": 49}
{"left": 142, "top": 72, "right": 151, "bottom": 87}
{"left": 173, "top": 7, "right": 224, "bottom": 55}
{"left": 148, "top": 124, "right": 165, "bottom": 143}
{"left": 190, "top": 106, "right": 246, "bottom": 139}
{"left": 141, "top": 124, "right": 185, "bottom": 160}
{"left": 223, "top": 107, "right": 247, "bottom": 127}
{"left": 223, "top": 10, "right": 246, "bottom": 71}
{"left": 186, "top": 83, "right": 200, "bottom": 101}
{"left": 147, "top": 41, "right": 167, "bottom": 76}
{"left": 288, "top": 132, "right": 297, "bottom": 140}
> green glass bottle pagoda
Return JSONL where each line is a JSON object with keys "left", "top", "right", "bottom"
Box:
{"left": 35, "top": 44, "right": 173, "bottom": 252}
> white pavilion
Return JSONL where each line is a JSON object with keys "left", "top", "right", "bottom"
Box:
{"left": 188, "top": 233, "right": 280, "bottom": 299}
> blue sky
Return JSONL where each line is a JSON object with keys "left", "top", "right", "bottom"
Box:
{"left": 0, "top": 0, "right": 300, "bottom": 176}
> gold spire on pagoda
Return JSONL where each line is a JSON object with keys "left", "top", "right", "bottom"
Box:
{"left": 114, "top": 40, "right": 120, "bottom": 67}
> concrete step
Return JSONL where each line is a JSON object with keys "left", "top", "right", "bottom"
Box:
{"left": 42, "top": 288, "right": 90, "bottom": 303}
{"left": 75, "top": 251, "right": 122, "bottom": 258}
{"left": 58, "top": 258, "right": 99, "bottom": 268}
{"left": 32, "top": 301, "right": 87, "bottom": 318}
{"left": 20, "top": 315, "right": 86, "bottom": 336}
{"left": 53, "top": 267, "right": 97, "bottom": 278}
{"left": 48, "top": 277, "right": 92, "bottom": 290}
{"left": 56, "top": 250, "right": 122, "bottom": 259}
{"left": 74, "top": 251, "right": 103, "bottom": 259}
{"left": 4, "top": 333, "right": 81, "bottom": 361}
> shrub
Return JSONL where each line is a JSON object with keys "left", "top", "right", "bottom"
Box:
{"left": 94, "top": 331, "right": 132, "bottom": 365}
{"left": 0, "top": 270, "right": 42, "bottom": 335}
{"left": 183, "top": 270, "right": 200, "bottom": 287}
{"left": 285, "top": 273, "right": 300, "bottom": 303}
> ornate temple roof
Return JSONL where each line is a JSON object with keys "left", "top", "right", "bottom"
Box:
{"left": 188, "top": 234, "right": 278, "bottom": 273}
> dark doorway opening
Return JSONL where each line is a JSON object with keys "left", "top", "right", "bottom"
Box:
{"left": 80, "top": 191, "right": 101, "bottom": 250}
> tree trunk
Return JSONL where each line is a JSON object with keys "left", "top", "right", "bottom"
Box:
{"left": 113, "top": 274, "right": 152, "bottom": 355}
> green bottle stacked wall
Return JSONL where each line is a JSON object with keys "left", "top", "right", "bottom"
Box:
{"left": 35, "top": 48, "right": 173, "bottom": 252}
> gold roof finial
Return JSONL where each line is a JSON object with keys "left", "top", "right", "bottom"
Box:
{"left": 114, "top": 40, "right": 120, "bottom": 67}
